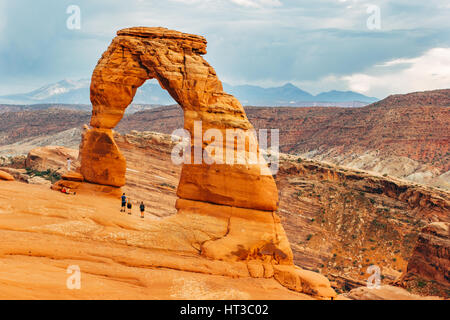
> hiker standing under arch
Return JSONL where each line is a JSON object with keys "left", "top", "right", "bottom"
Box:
{"left": 127, "top": 199, "right": 132, "bottom": 215}
{"left": 121, "top": 193, "right": 127, "bottom": 212}
{"left": 140, "top": 201, "right": 145, "bottom": 219}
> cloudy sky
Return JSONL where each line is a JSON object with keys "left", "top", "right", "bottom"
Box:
{"left": 0, "top": 0, "right": 449, "bottom": 98}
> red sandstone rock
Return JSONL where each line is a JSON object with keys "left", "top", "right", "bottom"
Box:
{"left": 175, "top": 199, "right": 292, "bottom": 263}
{"left": 407, "top": 222, "right": 449, "bottom": 283}
{"left": 399, "top": 222, "right": 449, "bottom": 296}
{"left": 62, "top": 171, "right": 84, "bottom": 182}
{"left": 0, "top": 170, "right": 14, "bottom": 181}
{"left": 79, "top": 127, "right": 126, "bottom": 187}
{"left": 178, "top": 164, "right": 278, "bottom": 211}
{"left": 273, "top": 265, "right": 336, "bottom": 299}
{"left": 26, "top": 146, "right": 78, "bottom": 173}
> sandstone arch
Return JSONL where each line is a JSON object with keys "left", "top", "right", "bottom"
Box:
{"left": 78, "top": 27, "right": 336, "bottom": 298}
{"left": 82, "top": 27, "right": 277, "bottom": 211}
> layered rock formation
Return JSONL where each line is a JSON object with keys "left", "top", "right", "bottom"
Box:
{"left": 26, "top": 146, "right": 79, "bottom": 173}
{"left": 275, "top": 154, "right": 449, "bottom": 295}
{"left": 0, "top": 109, "right": 89, "bottom": 146}
{"left": 405, "top": 222, "right": 449, "bottom": 283}
{"left": 76, "top": 27, "right": 335, "bottom": 298}
{"left": 398, "top": 222, "right": 449, "bottom": 297}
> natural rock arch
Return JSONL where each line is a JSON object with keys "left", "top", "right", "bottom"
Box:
{"left": 81, "top": 27, "right": 277, "bottom": 211}
{"left": 78, "top": 27, "right": 336, "bottom": 298}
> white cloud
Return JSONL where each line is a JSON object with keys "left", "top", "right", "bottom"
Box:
{"left": 169, "top": 0, "right": 282, "bottom": 8}
{"left": 342, "top": 48, "right": 450, "bottom": 97}
{"left": 169, "top": 0, "right": 210, "bottom": 4}
{"left": 292, "top": 48, "right": 450, "bottom": 98}
{"left": 257, "top": 0, "right": 282, "bottom": 6}
{"left": 230, "top": 0, "right": 282, "bottom": 8}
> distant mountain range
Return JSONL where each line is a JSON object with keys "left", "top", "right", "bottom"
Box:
{"left": 0, "top": 79, "right": 379, "bottom": 107}
{"left": 222, "top": 83, "right": 379, "bottom": 106}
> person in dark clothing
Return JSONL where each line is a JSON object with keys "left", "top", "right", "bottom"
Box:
{"left": 127, "top": 199, "right": 132, "bottom": 215}
{"left": 139, "top": 202, "right": 145, "bottom": 219}
{"left": 121, "top": 193, "right": 127, "bottom": 212}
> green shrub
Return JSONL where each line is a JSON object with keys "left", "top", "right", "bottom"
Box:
{"left": 25, "top": 168, "right": 61, "bottom": 183}
{"left": 417, "top": 280, "right": 427, "bottom": 288}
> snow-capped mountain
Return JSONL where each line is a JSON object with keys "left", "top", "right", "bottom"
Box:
{"left": 29, "top": 79, "right": 90, "bottom": 100}
{"left": 0, "top": 79, "right": 91, "bottom": 105}
{"left": 0, "top": 79, "right": 379, "bottom": 107}
{"left": 0, "top": 79, "right": 175, "bottom": 105}
{"left": 224, "top": 83, "right": 379, "bottom": 106}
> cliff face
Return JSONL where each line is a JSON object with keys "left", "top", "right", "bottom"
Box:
{"left": 274, "top": 155, "right": 449, "bottom": 295}
{"left": 397, "top": 222, "right": 449, "bottom": 297}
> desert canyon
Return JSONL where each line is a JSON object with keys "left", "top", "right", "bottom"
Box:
{"left": 0, "top": 27, "right": 448, "bottom": 300}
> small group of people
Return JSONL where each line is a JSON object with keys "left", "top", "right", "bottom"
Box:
{"left": 121, "top": 193, "right": 145, "bottom": 218}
